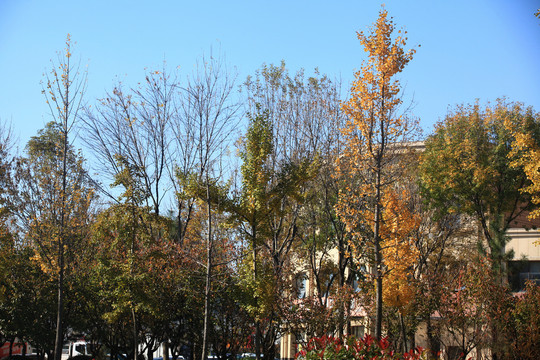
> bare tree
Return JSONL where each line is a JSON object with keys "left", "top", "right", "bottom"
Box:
{"left": 0, "top": 120, "right": 15, "bottom": 212}
{"left": 173, "top": 51, "right": 240, "bottom": 360}
{"left": 81, "top": 65, "right": 177, "bottom": 215}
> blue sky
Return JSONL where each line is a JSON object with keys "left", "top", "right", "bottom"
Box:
{"left": 1, "top": 0, "right": 539, "bottom": 151}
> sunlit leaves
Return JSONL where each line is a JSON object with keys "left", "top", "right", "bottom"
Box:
{"left": 341, "top": 8, "right": 418, "bottom": 155}
{"left": 239, "top": 106, "right": 274, "bottom": 216}
{"left": 335, "top": 7, "right": 419, "bottom": 338}
{"left": 504, "top": 103, "right": 540, "bottom": 220}
{"left": 420, "top": 100, "right": 538, "bottom": 266}
{"left": 90, "top": 204, "right": 173, "bottom": 322}
{"left": 380, "top": 189, "right": 419, "bottom": 311}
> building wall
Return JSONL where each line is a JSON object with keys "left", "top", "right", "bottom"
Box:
{"left": 506, "top": 228, "right": 540, "bottom": 260}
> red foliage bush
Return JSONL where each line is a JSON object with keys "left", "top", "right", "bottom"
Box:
{"left": 296, "top": 334, "right": 426, "bottom": 360}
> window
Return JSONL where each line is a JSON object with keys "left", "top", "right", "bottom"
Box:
{"left": 508, "top": 260, "right": 540, "bottom": 291}
{"left": 351, "top": 325, "right": 364, "bottom": 338}
{"left": 296, "top": 274, "right": 307, "bottom": 298}
{"left": 75, "top": 344, "right": 86, "bottom": 355}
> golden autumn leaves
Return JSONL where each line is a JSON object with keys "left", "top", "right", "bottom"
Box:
{"left": 505, "top": 104, "right": 540, "bottom": 220}
{"left": 335, "top": 7, "right": 421, "bottom": 335}
{"left": 379, "top": 189, "right": 419, "bottom": 310}
{"left": 342, "top": 9, "right": 417, "bottom": 149}
{"left": 335, "top": 10, "right": 540, "bottom": 346}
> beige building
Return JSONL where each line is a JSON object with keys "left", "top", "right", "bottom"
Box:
{"left": 506, "top": 212, "right": 540, "bottom": 290}
{"left": 279, "top": 219, "right": 540, "bottom": 359}
{"left": 278, "top": 140, "right": 540, "bottom": 360}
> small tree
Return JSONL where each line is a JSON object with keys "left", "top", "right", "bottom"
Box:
{"left": 507, "top": 282, "right": 540, "bottom": 359}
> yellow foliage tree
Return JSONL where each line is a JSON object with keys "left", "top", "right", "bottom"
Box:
{"left": 335, "top": 7, "right": 419, "bottom": 339}
{"left": 380, "top": 187, "right": 420, "bottom": 352}
{"left": 506, "top": 105, "right": 540, "bottom": 220}
{"left": 380, "top": 189, "right": 419, "bottom": 311}
{"left": 516, "top": 143, "right": 540, "bottom": 219}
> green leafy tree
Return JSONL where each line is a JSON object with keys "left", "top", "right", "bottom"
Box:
{"left": 235, "top": 107, "right": 274, "bottom": 360}
{"left": 90, "top": 203, "right": 173, "bottom": 359}
{"left": 420, "top": 100, "right": 538, "bottom": 275}
{"left": 9, "top": 119, "right": 94, "bottom": 360}
{"left": 228, "top": 107, "right": 316, "bottom": 360}
{"left": 0, "top": 227, "right": 57, "bottom": 360}
{"left": 89, "top": 151, "right": 175, "bottom": 360}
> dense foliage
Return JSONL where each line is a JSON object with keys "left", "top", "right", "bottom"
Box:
{"left": 1, "top": 8, "right": 540, "bottom": 360}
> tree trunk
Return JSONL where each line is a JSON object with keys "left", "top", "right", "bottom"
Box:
{"left": 374, "top": 169, "right": 383, "bottom": 340}
{"left": 399, "top": 311, "right": 408, "bottom": 353}
{"left": 132, "top": 306, "right": 138, "bottom": 360}
{"left": 54, "top": 244, "right": 65, "bottom": 360}
{"left": 54, "top": 133, "right": 68, "bottom": 360}
{"left": 426, "top": 308, "right": 440, "bottom": 359}
{"left": 263, "top": 324, "right": 275, "bottom": 360}
{"left": 202, "top": 273, "right": 211, "bottom": 360}
{"left": 255, "top": 322, "right": 262, "bottom": 360}
{"left": 337, "top": 237, "right": 346, "bottom": 338}
{"left": 201, "top": 178, "right": 214, "bottom": 360}
{"left": 164, "top": 343, "right": 170, "bottom": 360}
{"left": 254, "top": 232, "right": 262, "bottom": 360}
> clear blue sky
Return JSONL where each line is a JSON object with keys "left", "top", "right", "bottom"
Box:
{"left": 1, "top": 0, "right": 539, "bottom": 151}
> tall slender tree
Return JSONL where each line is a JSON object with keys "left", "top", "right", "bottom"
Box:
{"left": 173, "top": 52, "right": 240, "bottom": 360}
{"left": 335, "top": 8, "right": 419, "bottom": 339}
{"left": 237, "top": 107, "right": 273, "bottom": 360}
{"left": 227, "top": 106, "right": 316, "bottom": 360}
{"left": 244, "top": 63, "right": 347, "bottom": 349}
{"left": 11, "top": 121, "right": 95, "bottom": 360}
{"left": 39, "top": 35, "right": 91, "bottom": 360}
